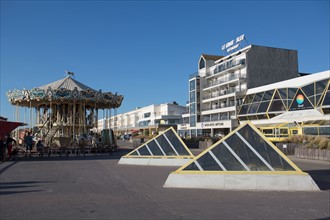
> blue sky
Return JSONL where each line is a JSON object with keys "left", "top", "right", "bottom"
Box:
{"left": 1, "top": 0, "right": 329, "bottom": 123}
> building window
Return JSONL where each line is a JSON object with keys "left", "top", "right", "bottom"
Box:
{"left": 190, "top": 80, "right": 195, "bottom": 91}
{"left": 199, "top": 58, "right": 205, "bottom": 69}
{"left": 190, "top": 92, "right": 196, "bottom": 103}
{"left": 144, "top": 112, "right": 151, "bottom": 118}
{"left": 190, "top": 104, "right": 196, "bottom": 114}
{"left": 190, "top": 115, "right": 196, "bottom": 127}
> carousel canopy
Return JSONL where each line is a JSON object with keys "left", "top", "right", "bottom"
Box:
{"left": 6, "top": 75, "right": 123, "bottom": 109}
{"left": 38, "top": 76, "right": 96, "bottom": 91}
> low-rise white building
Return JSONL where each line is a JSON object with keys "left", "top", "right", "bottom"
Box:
{"left": 98, "top": 102, "right": 187, "bottom": 136}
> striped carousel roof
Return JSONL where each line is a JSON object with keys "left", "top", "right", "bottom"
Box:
{"left": 38, "top": 76, "right": 96, "bottom": 91}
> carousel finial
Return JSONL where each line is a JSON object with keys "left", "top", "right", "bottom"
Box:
{"left": 65, "top": 70, "right": 75, "bottom": 77}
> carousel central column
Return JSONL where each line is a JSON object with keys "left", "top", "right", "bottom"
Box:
{"left": 36, "top": 107, "right": 40, "bottom": 126}
{"left": 57, "top": 104, "right": 60, "bottom": 123}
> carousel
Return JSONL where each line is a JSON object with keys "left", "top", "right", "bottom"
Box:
{"left": 6, "top": 73, "right": 123, "bottom": 147}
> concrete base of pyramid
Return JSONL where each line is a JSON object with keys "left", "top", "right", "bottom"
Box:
{"left": 118, "top": 157, "right": 192, "bottom": 166}
{"left": 164, "top": 173, "right": 320, "bottom": 191}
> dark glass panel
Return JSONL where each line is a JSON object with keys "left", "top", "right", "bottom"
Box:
{"left": 183, "top": 161, "right": 201, "bottom": 171}
{"left": 278, "top": 88, "right": 287, "bottom": 100}
{"left": 248, "top": 103, "right": 260, "bottom": 114}
{"left": 239, "top": 104, "right": 250, "bottom": 114}
{"left": 303, "top": 127, "right": 318, "bottom": 135}
{"left": 262, "top": 90, "right": 274, "bottom": 101}
{"left": 165, "top": 129, "right": 190, "bottom": 155}
{"left": 315, "top": 79, "right": 328, "bottom": 94}
{"left": 252, "top": 92, "right": 264, "bottom": 102}
{"left": 243, "top": 94, "right": 255, "bottom": 104}
{"left": 319, "top": 126, "right": 330, "bottom": 135}
{"left": 155, "top": 134, "right": 176, "bottom": 156}
{"left": 196, "top": 152, "right": 222, "bottom": 171}
{"left": 225, "top": 133, "right": 270, "bottom": 171}
{"left": 288, "top": 88, "right": 297, "bottom": 100}
{"left": 316, "top": 94, "right": 324, "bottom": 107}
{"left": 238, "top": 125, "right": 295, "bottom": 171}
{"left": 301, "top": 83, "right": 315, "bottom": 97}
{"left": 322, "top": 91, "right": 330, "bottom": 106}
{"left": 138, "top": 146, "right": 150, "bottom": 155}
{"left": 257, "top": 101, "right": 270, "bottom": 113}
{"left": 199, "top": 58, "right": 205, "bottom": 69}
{"left": 211, "top": 143, "right": 246, "bottom": 171}
{"left": 146, "top": 140, "right": 164, "bottom": 156}
{"left": 130, "top": 151, "right": 138, "bottom": 156}
{"left": 272, "top": 90, "right": 281, "bottom": 100}
{"left": 268, "top": 100, "right": 286, "bottom": 112}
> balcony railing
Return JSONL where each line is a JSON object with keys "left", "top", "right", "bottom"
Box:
{"left": 202, "top": 103, "right": 237, "bottom": 111}
{"left": 202, "top": 116, "right": 230, "bottom": 122}
{"left": 204, "top": 74, "right": 246, "bottom": 88}
{"left": 203, "top": 88, "right": 243, "bottom": 100}
{"left": 205, "top": 59, "right": 245, "bottom": 77}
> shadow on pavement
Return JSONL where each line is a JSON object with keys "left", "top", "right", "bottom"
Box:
{"left": 304, "top": 169, "right": 330, "bottom": 190}
{"left": 0, "top": 181, "right": 56, "bottom": 195}
{"left": 3, "top": 148, "right": 132, "bottom": 162}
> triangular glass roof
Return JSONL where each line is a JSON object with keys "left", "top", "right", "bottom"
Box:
{"left": 124, "top": 127, "right": 194, "bottom": 158}
{"left": 176, "top": 123, "right": 302, "bottom": 173}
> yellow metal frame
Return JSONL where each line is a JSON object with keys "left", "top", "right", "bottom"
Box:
{"left": 288, "top": 87, "right": 315, "bottom": 111}
{"left": 173, "top": 122, "right": 304, "bottom": 175}
{"left": 238, "top": 79, "right": 330, "bottom": 121}
{"left": 319, "top": 79, "right": 330, "bottom": 114}
{"left": 122, "top": 126, "right": 194, "bottom": 159}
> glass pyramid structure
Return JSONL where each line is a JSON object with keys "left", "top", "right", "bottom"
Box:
{"left": 180, "top": 123, "right": 299, "bottom": 172}
{"left": 118, "top": 127, "right": 194, "bottom": 166}
{"left": 164, "top": 123, "right": 319, "bottom": 191}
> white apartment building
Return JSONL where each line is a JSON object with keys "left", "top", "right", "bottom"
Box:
{"left": 98, "top": 102, "right": 186, "bottom": 136}
{"left": 178, "top": 40, "right": 299, "bottom": 138}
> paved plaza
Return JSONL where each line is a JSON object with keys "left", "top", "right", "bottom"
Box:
{"left": 0, "top": 141, "right": 329, "bottom": 220}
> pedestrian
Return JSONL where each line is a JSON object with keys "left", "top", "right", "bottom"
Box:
{"left": 24, "top": 132, "right": 33, "bottom": 157}
{"left": 36, "top": 139, "right": 44, "bottom": 157}
{"left": 0, "top": 137, "right": 6, "bottom": 162}
{"left": 5, "top": 134, "right": 16, "bottom": 160}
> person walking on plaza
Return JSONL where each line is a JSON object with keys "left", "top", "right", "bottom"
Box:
{"left": 5, "top": 134, "right": 16, "bottom": 160}
{"left": 24, "top": 132, "right": 33, "bottom": 157}
{"left": 0, "top": 137, "right": 7, "bottom": 162}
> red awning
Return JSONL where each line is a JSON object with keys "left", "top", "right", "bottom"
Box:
{"left": 0, "top": 120, "right": 26, "bottom": 139}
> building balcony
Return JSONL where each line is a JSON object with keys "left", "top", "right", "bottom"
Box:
{"left": 202, "top": 88, "right": 242, "bottom": 100}
{"left": 205, "top": 59, "right": 245, "bottom": 78}
{"left": 201, "top": 104, "right": 237, "bottom": 114}
{"left": 203, "top": 74, "right": 243, "bottom": 89}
